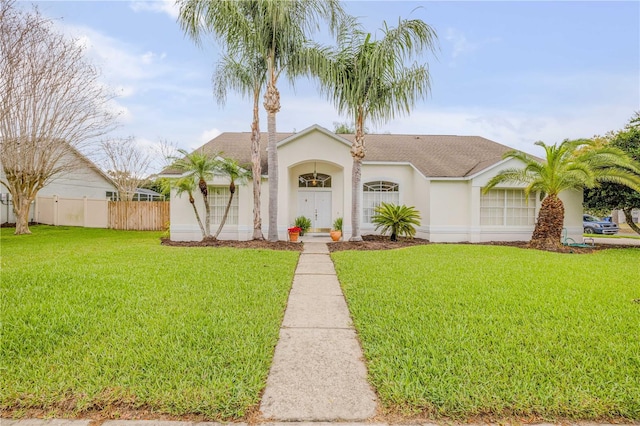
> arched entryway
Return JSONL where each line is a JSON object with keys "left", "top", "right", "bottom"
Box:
{"left": 297, "top": 171, "right": 332, "bottom": 232}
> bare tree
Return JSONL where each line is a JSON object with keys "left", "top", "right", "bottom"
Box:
{"left": 99, "top": 137, "right": 153, "bottom": 201}
{"left": 0, "top": 0, "right": 116, "bottom": 234}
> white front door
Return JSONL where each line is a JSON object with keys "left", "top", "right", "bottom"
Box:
{"left": 298, "top": 191, "right": 332, "bottom": 231}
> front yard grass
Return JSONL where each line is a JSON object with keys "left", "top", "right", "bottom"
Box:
{"left": 332, "top": 244, "right": 640, "bottom": 421}
{"left": 0, "top": 226, "right": 299, "bottom": 420}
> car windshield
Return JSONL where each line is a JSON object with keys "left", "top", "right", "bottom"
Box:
{"left": 584, "top": 215, "right": 600, "bottom": 222}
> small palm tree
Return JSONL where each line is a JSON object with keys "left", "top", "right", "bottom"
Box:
{"left": 171, "top": 149, "right": 219, "bottom": 239}
{"left": 484, "top": 139, "right": 640, "bottom": 250}
{"left": 310, "top": 16, "right": 437, "bottom": 241}
{"left": 213, "top": 158, "right": 251, "bottom": 239}
{"left": 372, "top": 203, "right": 421, "bottom": 241}
{"left": 169, "top": 176, "right": 206, "bottom": 239}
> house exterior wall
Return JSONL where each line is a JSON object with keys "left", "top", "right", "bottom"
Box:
{"left": 427, "top": 180, "right": 472, "bottom": 242}
{"left": 559, "top": 189, "right": 583, "bottom": 240}
{"left": 277, "top": 129, "right": 353, "bottom": 240}
{"left": 169, "top": 175, "right": 256, "bottom": 241}
{"left": 167, "top": 129, "right": 587, "bottom": 244}
{"left": 360, "top": 163, "right": 416, "bottom": 236}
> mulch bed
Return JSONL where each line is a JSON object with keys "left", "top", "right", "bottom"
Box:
{"left": 160, "top": 237, "right": 304, "bottom": 251}
{"left": 160, "top": 234, "right": 635, "bottom": 253}
{"left": 328, "top": 234, "right": 635, "bottom": 253}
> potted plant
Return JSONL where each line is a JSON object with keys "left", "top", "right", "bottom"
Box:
{"left": 288, "top": 226, "right": 302, "bottom": 242}
{"left": 330, "top": 217, "right": 343, "bottom": 241}
{"left": 294, "top": 216, "right": 312, "bottom": 236}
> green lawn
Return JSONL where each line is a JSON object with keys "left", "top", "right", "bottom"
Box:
{"left": 332, "top": 244, "right": 640, "bottom": 421}
{"left": 0, "top": 226, "right": 299, "bottom": 420}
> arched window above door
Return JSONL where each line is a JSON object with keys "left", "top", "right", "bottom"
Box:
{"left": 298, "top": 173, "right": 331, "bottom": 188}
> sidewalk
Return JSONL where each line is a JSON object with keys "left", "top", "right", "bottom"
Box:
{"left": 259, "top": 241, "right": 377, "bottom": 421}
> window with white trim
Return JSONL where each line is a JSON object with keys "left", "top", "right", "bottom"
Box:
{"left": 363, "top": 181, "right": 399, "bottom": 223}
{"left": 480, "top": 189, "right": 535, "bottom": 226}
{"left": 208, "top": 186, "right": 238, "bottom": 225}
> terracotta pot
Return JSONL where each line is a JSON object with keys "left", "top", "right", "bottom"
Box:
{"left": 330, "top": 230, "right": 342, "bottom": 241}
{"left": 289, "top": 232, "right": 299, "bottom": 242}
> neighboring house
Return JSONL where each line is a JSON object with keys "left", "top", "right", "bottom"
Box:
{"left": 106, "top": 188, "right": 165, "bottom": 201}
{"left": 163, "top": 124, "right": 583, "bottom": 242}
{"left": 1, "top": 148, "right": 117, "bottom": 226}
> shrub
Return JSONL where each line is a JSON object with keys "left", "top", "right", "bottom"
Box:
{"left": 294, "top": 216, "right": 311, "bottom": 234}
{"left": 332, "top": 217, "right": 343, "bottom": 232}
{"left": 372, "top": 203, "right": 421, "bottom": 241}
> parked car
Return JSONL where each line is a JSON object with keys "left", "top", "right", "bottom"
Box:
{"left": 583, "top": 214, "right": 618, "bottom": 235}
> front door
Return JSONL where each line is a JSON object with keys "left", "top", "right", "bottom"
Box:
{"left": 298, "top": 191, "right": 331, "bottom": 232}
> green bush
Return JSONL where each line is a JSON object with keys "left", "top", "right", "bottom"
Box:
{"left": 294, "top": 216, "right": 311, "bottom": 234}
{"left": 332, "top": 217, "right": 343, "bottom": 232}
{"left": 371, "top": 202, "right": 421, "bottom": 241}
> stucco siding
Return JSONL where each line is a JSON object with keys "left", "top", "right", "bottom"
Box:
{"left": 278, "top": 129, "right": 352, "bottom": 239}
{"left": 428, "top": 180, "right": 472, "bottom": 242}
{"left": 560, "top": 189, "right": 583, "bottom": 241}
{"left": 360, "top": 163, "right": 415, "bottom": 235}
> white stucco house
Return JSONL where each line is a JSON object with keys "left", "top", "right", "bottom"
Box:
{"left": 163, "top": 124, "right": 583, "bottom": 242}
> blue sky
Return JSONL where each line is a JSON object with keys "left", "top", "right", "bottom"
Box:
{"left": 28, "top": 0, "right": 640, "bottom": 161}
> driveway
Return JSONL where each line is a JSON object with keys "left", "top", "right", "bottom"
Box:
{"left": 592, "top": 235, "right": 640, "bottom": 246}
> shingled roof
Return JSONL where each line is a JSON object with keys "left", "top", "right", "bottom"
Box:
{"left": 163, "top": 130, "right": 514, "bottom": 178}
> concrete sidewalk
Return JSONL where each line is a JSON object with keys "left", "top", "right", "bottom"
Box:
{"left": 259, "top": 241, "right": 377, "bottom": 421}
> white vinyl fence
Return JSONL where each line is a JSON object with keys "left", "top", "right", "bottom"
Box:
{"left": 1, "top": 194, "right": 108, "bottom": 227}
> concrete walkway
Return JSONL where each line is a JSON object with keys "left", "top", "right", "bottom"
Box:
{"left": 259, "top": 241, "right": 378, "bottom": 421}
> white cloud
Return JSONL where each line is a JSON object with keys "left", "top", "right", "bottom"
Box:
{"left": 141, "top": 51, "right": 167, "bottom": 65}
{"left": 444, "top": 28, "right": 500, "bottom": 64}
{"left": 129, "top": 0, "right": 179, "bottom": 19}
{"left": 199, "top": 128, "right": 222, "bottom": 143}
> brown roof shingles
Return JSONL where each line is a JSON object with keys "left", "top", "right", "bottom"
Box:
{"left": 163, "top": 131, "right": 513, "bottom": 178}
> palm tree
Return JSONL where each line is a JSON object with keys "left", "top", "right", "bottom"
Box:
{"left": 213, "top": 158, "right": 251, "bottom": 239}
{"left": 213, "top": 53, "right": 267, "bottom": 240}
{"left": 178, "top": 0, "right": 345, "bottom": 242}
{"left": 171, "top": 148, "right": 219, "bottom": 239}
{"left": 170, "top": 176, "right": 207, "bottom": 239}
{"left": 371, "top": 202, "right": 421, "bottom": 241}
{"left": 483, "top": 139, "right": 640, "bottom": 250}
{"left": 311, "top": 17, "right": 437, "bottom": 241}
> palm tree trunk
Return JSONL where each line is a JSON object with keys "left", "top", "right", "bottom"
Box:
{"left": 349, "top": 121, "right": 366, "bottom": 242}
{"left": 529, "top": 194, "right": 565, "bottom": 250}
{"left": 623, "top": 207, "right": 640, "bottom": 235}
{"left": 214, "top": 183, "right": 235, "bottom": 239}
{"left": 202, "top": 192, "right": 213, "bottom": 240}
{"left": 264, "top": 76, "right": 281, "bottom": 242}
{"left": 251, "top": 99, "right": 264, "bottom": 240}
{"left": 189, "top": 196, "right": 207, "bottom": 240}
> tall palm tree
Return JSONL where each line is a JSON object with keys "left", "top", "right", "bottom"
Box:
{"left": 213, "top": 53, "right": 267, "bottom": 240}
{"left": 483, "top": 139, "right": 640, "bottom": 250}
{"left": 178, "top": 0, "right": 345, "bottom": 242}
{"left": 170, "top": 176, "right": 207, "bottom": 240}
{"left": 171, "top": 148, "right": 219, "bottom": 239}
{"left": 311, "top": 17, "right": 437, "bottom": 241}
{"left": 213, "top": 158, "right": 251, "bottom": 239}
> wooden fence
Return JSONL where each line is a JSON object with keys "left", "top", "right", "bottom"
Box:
{"left": 108, "top": 201, "right": 170, "bottom": 231}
